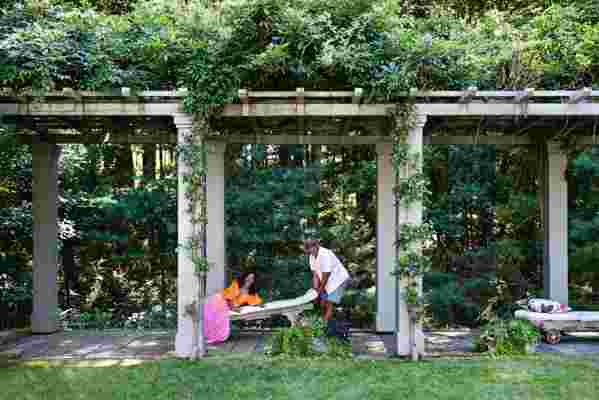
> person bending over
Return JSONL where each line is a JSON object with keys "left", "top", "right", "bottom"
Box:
{"left": 303, "top": 239, "right": 350, "bottom": 321}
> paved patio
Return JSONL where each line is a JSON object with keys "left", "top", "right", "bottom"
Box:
{"left": 2, "top": 329, "right": 599, "bottom": 361}
{"left": 0, "top": 329, "right": 475, "bottom": 360}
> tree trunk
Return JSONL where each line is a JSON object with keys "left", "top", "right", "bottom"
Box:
{"left": 278, "top": 145, "right": 290, "bottom": 168}
{"left": 61, "top": 240, "right": 76, "bottom": 308}
{"left": 143, "top": 144, "right": 156, "bottom": 183}
{"left": 111, "top": 144, "right": 135, "bottom": 188}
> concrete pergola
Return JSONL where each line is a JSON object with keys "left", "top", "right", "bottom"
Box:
{"left": 2, "top": 87, "right": 597, "bottom": 357}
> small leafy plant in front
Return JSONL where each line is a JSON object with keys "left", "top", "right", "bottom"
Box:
{"left": 474, "top": 318, "right": 541, "bottom": 357}
{"left": 267, "top": 313, "right": 352, "bottom": 359}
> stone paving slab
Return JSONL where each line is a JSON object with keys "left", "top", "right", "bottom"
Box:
{"left": 0, "top": 329, "right": 480, "bottom": 360}
{"left": 3, "top": 329, "right": 599, "bottom": 361}
{"left": 536, "top": 333, "right": 599, "bottom": 358}
{"left": 352, "top": 330, "right": 478, "bottom": 358}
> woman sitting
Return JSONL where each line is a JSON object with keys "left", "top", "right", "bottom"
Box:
{"left": 203, "top": 272, "right": 262, "bottom": 344}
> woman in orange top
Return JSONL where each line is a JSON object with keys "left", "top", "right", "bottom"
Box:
{"left": 204, "top": 272, "right": 262, "bottom": 344}
{"left": 222, "top": 272, "right": 262, "bottom": 309}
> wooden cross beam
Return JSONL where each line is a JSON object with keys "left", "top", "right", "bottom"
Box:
{"left": 459, "top": 87, "right": 478, "bottom": 103}
{"left": 515, "top": 88, "right": 535, "bottom": 103}
{"left": 569, "top": 87, "right": 592, "bottom": 104}
{"left": 238, "top": 89, "right": 249, "bottom": 116}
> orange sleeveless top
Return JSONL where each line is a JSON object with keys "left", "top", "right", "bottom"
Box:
{"left": 222, "top": 280, "right": 262, "bottom": 307}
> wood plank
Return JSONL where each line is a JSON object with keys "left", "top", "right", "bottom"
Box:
{"left": 6, "top": 99, "right": 599, "bottom": 120}
{"left": 0, "top": 102, "right": 183, "bottom": 116}
{"left": 16, "top": 132, "right": 599, "bottom": 146}
{"left": 5, "top": 88, "right": 599, "bottom": 101}
{"left": 207, "top": 134, "right": 391, "bottom": 145}
{"left": 569, "top": 87, "right": 592, "bottom": 104}
{"left": 221, "top": 103, "right": 599, "bottom": 117}
{"left": 17, "top": 134, "right": 176, "bottom": 144}
{"left": 430, "top": 135, "right": 532, "bottom": 145}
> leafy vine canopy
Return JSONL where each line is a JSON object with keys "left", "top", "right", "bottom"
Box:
{"left": 2, "top": 1, "right": 599, "bottom": 112}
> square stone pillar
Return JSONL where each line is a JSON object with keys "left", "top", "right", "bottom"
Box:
{"left": 205, "top": 141, "right": 226, "bottom": 295}
{"left": 174, "top": 113, "right": 198, "bottom": 357}
{"left": 542, "top": 141, "right": 568, "bottom": 305}
{"left": 31, "top": 140, "right": 61, "bottom": 333}
{"left": 397, "top": 114, "right": 427, "bottom": 356}
{"left": 376, "top": 142, "right": 397, "bottom": 332}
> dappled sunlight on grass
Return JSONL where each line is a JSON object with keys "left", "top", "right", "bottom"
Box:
{"left": 0, "top": 354, "right": 597, "bottom": 400}
{"left": 17, "top": 358, "right": 148, "bottom": 368}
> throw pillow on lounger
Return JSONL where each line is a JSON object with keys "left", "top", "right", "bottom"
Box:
{"left": 527, "top": 298, "right": 570, "bottom": 313}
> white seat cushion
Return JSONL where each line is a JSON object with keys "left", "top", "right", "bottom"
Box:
{"left": 515, "top": 309, "right": 599, "bottom": 322}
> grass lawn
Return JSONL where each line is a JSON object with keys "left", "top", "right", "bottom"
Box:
{"left": 1, "top": 354, "right": 598, "bottom": 400}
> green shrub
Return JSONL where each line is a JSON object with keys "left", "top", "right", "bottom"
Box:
{"left": 269, "top": 325, "right": 316, "bottom": 358}
{"left": 341, "top": 287, "right": 376, "bottom": 327}
{"left": 62, "top": 303, "right": 176, "bottom": 331}
{"left": 300, "top": 312, "right": 326, "bottom": 338}
{"left": 268, "top": 315, "right": 352, "bottom": 359}
{"left": 475, "top": 318, "right": 541, "bottom": 356}
{"left": 325, "top": 336, "right": 353, "bottom": 359}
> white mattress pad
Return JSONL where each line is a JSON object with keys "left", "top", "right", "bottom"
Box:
{"left": 229, "top": 289, "right": 318, "bottom": 316}
{"left": 515, "top": 309, "right": 599, "bottom": 322}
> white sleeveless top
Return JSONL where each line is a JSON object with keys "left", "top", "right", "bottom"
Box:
{"left": 309, "top": 246, "right": 350, "bottom": 294}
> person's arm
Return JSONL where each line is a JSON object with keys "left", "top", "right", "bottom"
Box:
{"left": 318, "top": 251, "right": 332, "bottom": 293}
{"left": 222, "top": 280, "right": 239, "bottom": 301}
{"left": 319, "top": 272, "right": 331, "bottom": 293}
{"left": 312, "top": 272, "right": 321, "bottom": 291}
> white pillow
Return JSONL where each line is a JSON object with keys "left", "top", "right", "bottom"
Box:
{"left": 527, "top": 298, "right": 570, "bottom": 313}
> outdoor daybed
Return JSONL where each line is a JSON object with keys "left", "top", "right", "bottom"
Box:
{"left": 515, "top": 308, "right": 599, "bottom": 344}
{"left": 229, "top": 289, "right": 318, "bottom": 326}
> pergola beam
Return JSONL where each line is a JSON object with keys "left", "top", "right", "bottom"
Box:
{"left": 6, "top": 96, "right": 599, "bottom": 118}
{"left": 459, "top": 86, "right": 478, "bottom": 103}
{"left": 16, "top": 133, "right": 176, "bottom": 144}
{"left": 0, "top": 102, "right": 183, "bottom": 116}
{"left": 569, "top": 87, "right": 592, "bottom": 104}
{"left": 208, "top": 134, "right": 391, "bottom": 145}
{"left": 14, "top": 133, "right": 599, "bottom": 146}
{"left": 515, "top": 88, "right": 535, "bottom": 103}
{"left": 430, "top": 135, "right": 532, "bottom": 145}
{"left": 220, "top": 103, "right": 599, "bottom": 117}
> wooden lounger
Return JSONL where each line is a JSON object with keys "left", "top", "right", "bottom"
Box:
{"left": 515, "top": 309, "right": 599, "bottom": 344}
{"left": 229, "top": 289, "right": 318, "bottom": 326}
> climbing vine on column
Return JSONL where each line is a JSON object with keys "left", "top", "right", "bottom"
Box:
{"left": 389, "top": 104, "right": 433, "bottom": 324}
{"left": 177, "top": 113, "right": 211, "bottom": 358}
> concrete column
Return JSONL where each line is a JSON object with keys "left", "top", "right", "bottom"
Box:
{"left": 542, "top": 141, "right": 568, "bottom": 305}
{"left": 397, "top": 114, "right": 427, "bottom": 356}
{"left": 205, "top": 141, "right": 227, "bottom": 295}
{"left": 31, "top": 140, "right": 61, "bottom": 333}
{"left": 174, "top": 113, "right": 197, "bottom": 357}
{"left": 376, "top": 142, "right": 396, "bottom": 332}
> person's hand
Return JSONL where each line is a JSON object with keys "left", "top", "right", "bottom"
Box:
{"left": 318, "top": 289, "right": 327, "bottom": 306}
{"left": 313, "top": 296, "right": 324, "bottom": 305}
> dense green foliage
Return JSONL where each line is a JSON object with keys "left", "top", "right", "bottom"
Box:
{"left": 2, "top": 0, "right": 599, "bottom": 331}
{"left": 4, "top": 0, "right": 599, "bottom": 104}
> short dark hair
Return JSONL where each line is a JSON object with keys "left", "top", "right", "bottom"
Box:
{"left": 303, "top": 239, "right": 320, "bottom": 253}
